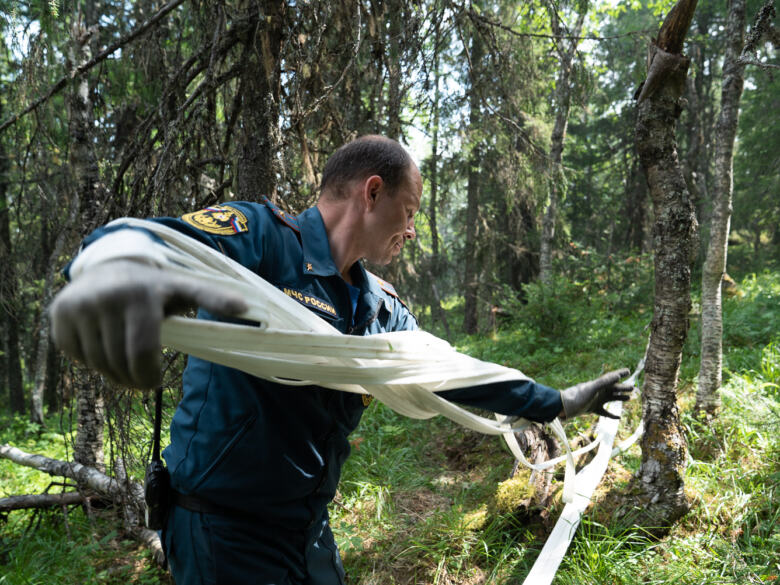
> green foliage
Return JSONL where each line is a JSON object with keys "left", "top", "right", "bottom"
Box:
{"left": 761, "top": 342, "right": 780, "bottom": 391}
{"left": 0, "top": 509, "right": 169, "bottom": 585}
{"left": 733, "top": 59, "right": 780, "bottom": 252}
{"left": 329, "top": 270, "right": 780, "bottom": 583}
{"left": 723, "top": 272, "right": 780, "bottom": 361}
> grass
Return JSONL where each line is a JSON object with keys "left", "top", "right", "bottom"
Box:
{"left": 0, "top": 266, "right": 778, "bottom": 584}
{"left": 329, "top": 268, "right": 779, "bottom": 584}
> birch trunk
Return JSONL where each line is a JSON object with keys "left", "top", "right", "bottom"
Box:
{"left": 696, "top": 0, "right": 746, "bottom": 417}
{"left": 634, "top": 0, "right": 699, "bottom": 524}
{"left": 68, "top": 21, "right": 106, "bottom": 470}
{"left": 539, "top": 6, "right": 586, "bottom": 284}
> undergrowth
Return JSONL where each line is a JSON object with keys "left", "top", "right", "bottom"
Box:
{"left": 0, "top": 268, "right": 777, "bottom": 584}
{"left": 330, "top": 269, "right": 779, "bottom": 584}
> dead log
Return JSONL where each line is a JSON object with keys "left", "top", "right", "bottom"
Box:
{"left": 513, "top": 426, "right": 561, "bottom": 513}
{"left": 0, "top": 444, "right": 117, "bottom": 495}
{"left": 0, "top": 492, "right": 84, "bottom": 512}
{"left": 0, "top": 443, "right": 165, "bottom": 567}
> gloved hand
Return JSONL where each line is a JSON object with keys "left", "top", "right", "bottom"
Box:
{"left": 559, "top": 368, "right": 633, "bottom": 419}
{"left": 50, "top": 259, "right": 247, "bottom": 389}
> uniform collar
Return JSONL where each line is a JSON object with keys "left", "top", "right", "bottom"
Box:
{"left": 298, "top": 206, "right": 386, "bottom": 303}
{"left": 297, "top": 206, "right": 343, "bottom": 278}
{"left": 352, "top": 262, "right": 385, "bottom": 299}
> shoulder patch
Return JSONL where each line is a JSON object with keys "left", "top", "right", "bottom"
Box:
{"left": 262, "top": 195, "right": 300, "bottom": 232}
{"left": 182, "top": 205, "right": 248, "bottom": 235}
{"left": 367, "top": 271, "right": 399, "bottom": 299}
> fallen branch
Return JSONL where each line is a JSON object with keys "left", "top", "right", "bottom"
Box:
{"left": 0, "top": 443, "right": 165, "bottom": 567}
{"left": 0, "top": 492, "right": 84, "bottom": 513}
{"left": 0, "top": 444, "right": 118, "bottom": 495}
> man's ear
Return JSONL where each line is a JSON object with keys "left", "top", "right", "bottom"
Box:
{"left": 362, "top": 175, "right": 384, "bottom": 208}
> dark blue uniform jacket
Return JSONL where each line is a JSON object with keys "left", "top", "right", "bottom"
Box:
{"left": 76, "top": 200, "right": 563, "bottom": 537}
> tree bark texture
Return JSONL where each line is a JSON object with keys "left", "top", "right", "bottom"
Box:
{"left": 463, "top": 30, "right": 483, "bottom": 335}
{"left": 237, "top": 1, "right": 285, "bottom": 201}
{"left": 514, "top": 426, "right": 561, "bottom": 511}
{"left": 0, "top": 444, "right": 165, "bottom": 567}
{"left": 634, "top": 0, "right": 698, "bottom": 524}
{"left": 73, "top": 373, "right": 105, "bottom": 471}
{"left": 0, "top": 160, "right": 25, "bottom": 415}
{"left": 696, "top": 0, "right": 746, "bottom": 417}
{"left": 0, "top": 492, "right": 84, "bottom": 513}
{"left": 68, "top": 21, "right": 106, "bottom": 469}
{"left": 427, "top": 35, "right": 450, "bottom": 340}
{"left": 385, "top": 0, "right": 403, "bottom": 141}
{"left": 539, "top": 6, "right": 586, "bottom": 284}
{"left": 622, "top": 156, "right": 649, "bottom": 252}
{"left": 31, "top": 177, "right": 80, "bottom": 425}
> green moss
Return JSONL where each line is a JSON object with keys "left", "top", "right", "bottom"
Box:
{"left": 493, "top": 470, "right": 535, "bottom": 514}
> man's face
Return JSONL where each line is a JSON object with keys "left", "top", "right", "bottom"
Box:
{"left": 363, "top": 165, "right": 422, "bottom": 265}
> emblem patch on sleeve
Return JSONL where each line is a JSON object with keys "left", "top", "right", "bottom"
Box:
{"left": 181, "top": 205, "right": 249, "bottom": 235}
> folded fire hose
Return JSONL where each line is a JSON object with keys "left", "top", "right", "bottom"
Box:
{"left": 71, "top": 217, "right": 644, "bottom": 583}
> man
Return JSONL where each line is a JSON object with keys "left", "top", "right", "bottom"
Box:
{"left": 51, "top": 135, "right": 631, "bottom": 584}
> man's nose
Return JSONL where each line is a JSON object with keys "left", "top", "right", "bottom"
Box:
{"left": 404, "top": 222, "right": 416, "bottom": 240}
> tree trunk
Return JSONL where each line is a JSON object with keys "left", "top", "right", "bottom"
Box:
{"left": 634, "top": 0, "right": 699, "bottom": 525}
{"left": 696, "top": 0, "right": 746, "bottom": 417}
{"left": 462, "top": 30, "right": 483, "bottom": 335}
{"left": 0, "top": 307, "right": 6, "bottom": 400}
{"left": 30, "top": 321, "right": 50, "bottom": 425}
{"left": 514, "top": 426, "right": 561, "bottom": 511}
{"left": 68, "top": 20, "right": 106, "bottom": 469}
{"left": 0, "top": 184, "right": 25, "bottom": 415}
{"left": 31, "top": 183, "right": 80, "bottom": 425}
{"left": 386, "top": 1, "right": 402, "bottom": 141}
{"left": 236, "top": 1, "right": 285, "bottom": 202}
{"left": 427, "top": 15, "right": 450, "bottom": 340}
{"left": 539, "top": 5, "right": 586, "bottom": 284}
{"left": 623, "top": 156, "right": 649, "bottom": 252}
{"left": 44, "top": 343, "right": 61, "bottom": 413}
{"left": 0, "top": 492, "right": 84, "bottom": 513}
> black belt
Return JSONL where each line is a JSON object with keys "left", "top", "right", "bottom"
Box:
{"left": 171, "top": 490, "right": 248, "bottom": 520}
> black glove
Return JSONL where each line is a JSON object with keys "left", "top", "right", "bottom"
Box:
{"left": 560, "top": 368, "right": 633, "bottom": 419}
{"left": 51, "top": 259, "right": 247, "bottom": 389}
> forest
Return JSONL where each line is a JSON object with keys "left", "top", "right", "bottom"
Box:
{"left": 0, "top": 0, "right": 778, "bottom": 583}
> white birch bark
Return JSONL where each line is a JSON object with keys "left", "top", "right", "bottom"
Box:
{"left": 68, "top": 21, "right": 106, "bottom": 471}
{"left": 696, "top": 0, "right": 746, "bottom": 416}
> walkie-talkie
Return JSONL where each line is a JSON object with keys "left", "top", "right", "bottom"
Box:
{"left": 144, "top": 386, "right": 170, "bottom": 530}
